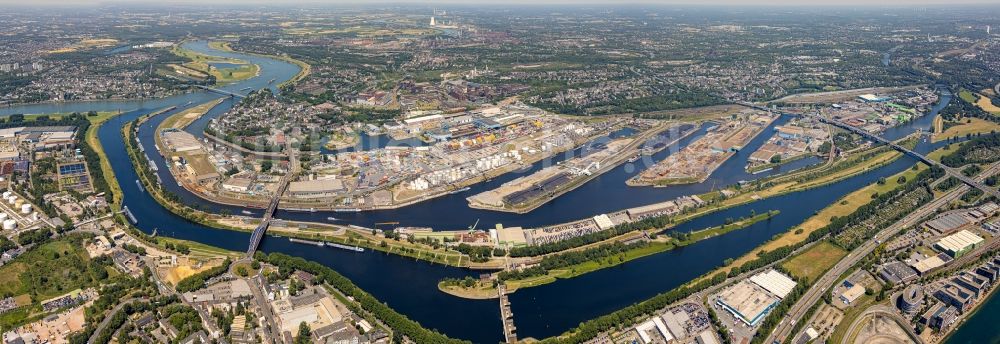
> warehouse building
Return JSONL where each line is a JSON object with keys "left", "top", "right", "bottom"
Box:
{"left": 924, "top": 213, "right": 973, "bottom": 235}
{"left": 910, "top": 253, "right": 953, "bottom": 275}
{"left": 936, "top": 230, "right": 984, "bottom": 258}
{"left": 715, "top": 270, "right": 797, "bottom": 327}
{"left": 288, "top": 178, "right": 345, "bottom": 199}
{"left": 162, "top": 130, "right": 204, "bottom": 152}
{"left": 716, "top": 280, "right": 779, "bottom": 327}
{"left": 839, "top": 284, "right": 866, "bottom": 305}
{"left": 749, "top": 269, "right": 798, "bottom": 299}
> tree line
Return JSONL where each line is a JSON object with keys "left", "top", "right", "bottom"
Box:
{"left": 509, "top": 214, "right": 675, "bottom": 257}
{"left": 940, "top": 132, "right": 1000, "bottom": 168}
{"left": 498, "top": 241, "right": 650, "bottom": 281}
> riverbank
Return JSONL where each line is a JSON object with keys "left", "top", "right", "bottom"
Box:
{"left": 746, "top": 152, "right": 816, "bottom": 174}
{"left": 440, "top": 210, "right": 780, "bottom": 298}
{"left": 208, "top": 41, "right": 311, "bottom": 88}
{"left": 171, "top": 42, "right": 260, "bottom": 85}
{"left": 84, "top": 111, "right": 127, "bottom": 206}
{"left": 690, "top": 144, "right": 931, "bottom": 287}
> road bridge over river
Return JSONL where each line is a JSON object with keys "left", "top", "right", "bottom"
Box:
{"left": 247, "top": 143, "right": 300, "bottom": 256}
{"left": 193, "top": 85, "right": 246, "bottom": 99}
{"left": 737, "top": 102, "right": 1000, "bottom": 199}
{"left": 246, "top": 175, "right": 290, "bottom": 256}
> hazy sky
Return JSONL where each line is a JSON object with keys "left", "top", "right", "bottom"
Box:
{"left": 3, "top": 0, "right": 1000, "bottom": 6}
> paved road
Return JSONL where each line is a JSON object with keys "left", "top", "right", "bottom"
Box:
{"left": 250, "top": 275, "right": 283, "bottom": 343}
{"left": 88, "top": 297, "right": 143, "bottom": 344}
{"left": 769, "top": 162, "right": 1000, "bottom": 343}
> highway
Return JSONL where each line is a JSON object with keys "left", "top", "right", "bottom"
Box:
{"left": 768, "top": 161, "right": 1000, "bottom": 343}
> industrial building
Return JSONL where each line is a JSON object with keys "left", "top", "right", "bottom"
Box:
{"left": 924, "top": 212, "right": 973, "bottom": 235}
{"left": 288, "top": 178, "right": 346, "bottom": 199}
{"left": 936, "top": 230, "right": 984, "bottom": 258}
{"left": 839, "top": 284, "right": 865, "bottom": 305}
{"left": 857, "top": 94, "right": 890, "bottom": 102}
{"left": 910, "top": 253, "right": 953, "bottom": 275}
{"left": 161, "top": 130, "right": 204, "bottom": 152}
{"left": 715, "top": 270, "right": 796, "bottom": 327}
{"left": 634, "top": 317, "right": 672, "bottom": 343}
{"left": 878, "top": 260, "right": 919, "bottom": 284}
{"left": 749, "top": 270, "right": 798, "bottom": 299}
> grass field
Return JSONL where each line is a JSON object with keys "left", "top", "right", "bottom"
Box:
{"left": 693, "top": 151, "right": 926, "bottom": 282}
{"left": 975, "top": 93, "right": 1000, "bottom": 114}
{"left": 209, "top": 41, "right": 310, "bottom": 88}
{"left": 782, "top": 241, "right": 848, "bottom": 283}
{"left": 933, "top": 118, "right": 1000, "bottom": 142}
{"left": 171, "top": 44, "right": 259, "bottom": 85}
{"left": 160, "top": 99, "right": 224, "bottom": 130}
{"left": 0, "top": 236, "right": 103, "bottom": 302}
{"left": 959, "top": 89, "right": 978, "bottom": 104}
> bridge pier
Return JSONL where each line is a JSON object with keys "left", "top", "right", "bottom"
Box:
{"left": 499, "top": 285, "right": 517, "bottom": 343}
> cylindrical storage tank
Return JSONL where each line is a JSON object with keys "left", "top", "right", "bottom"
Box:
{"left": 20, "top": 204, "right": 31, "bottom": 214}
{"left": 1, "top": 191, "right": 10, "bottom": 198}
{"left": 2, "top": 219, "right": 16, "bottom": 230}
{"left": 6, "top": 196, "right": 15, "bottom": 204}
{"left": 0, "top": 213, "right": 7, "bottom": 221}
{"left": 14, "top": 199, "right": 23, "bottom": 208}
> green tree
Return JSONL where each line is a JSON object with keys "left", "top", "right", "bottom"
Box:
{"left": 294, "top": 322, "right": 311, "bottom": 344}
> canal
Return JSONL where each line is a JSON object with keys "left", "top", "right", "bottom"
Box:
{"left": 4, "top": 41, "right": 986, "bottom": 343}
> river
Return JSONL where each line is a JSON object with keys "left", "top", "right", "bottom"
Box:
{"left": 4, "top": 41, "right": 988, "bottom": 343}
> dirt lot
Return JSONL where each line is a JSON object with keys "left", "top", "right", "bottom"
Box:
{"left": 17, "top": 302, "right": 89, "bottom": 344}
{"left": 162, "top": 257, "right": 220, "bottom": 285}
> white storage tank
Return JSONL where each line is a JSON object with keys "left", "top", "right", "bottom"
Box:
{"left": 20, "top": 204, "right": 31, "bottom": 214}
{"left": 6, "top": 196, "right": 15, "bottom": 204}
{"left": 0, "top": 212, "right": 7, "bottom": 221}
{"left": 1, "top": 191, "right": 10, "bottom": 198}
{"left": 2, "top": 219, "right": 16, "bottom": 230}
